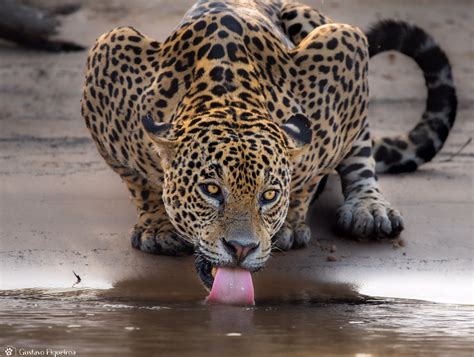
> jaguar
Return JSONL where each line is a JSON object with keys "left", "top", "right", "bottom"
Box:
{"left": 81, "top": 0, "right": 457, "bottom": 295}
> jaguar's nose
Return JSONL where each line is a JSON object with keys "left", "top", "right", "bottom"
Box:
{"left": 221, "top": 238, "right": 259, "bottom": 262}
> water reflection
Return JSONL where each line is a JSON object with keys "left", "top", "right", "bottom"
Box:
{"left": 0, "top": 289, "right": 472, "bottom": 356}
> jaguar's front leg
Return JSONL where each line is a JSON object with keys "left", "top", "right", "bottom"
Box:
{"left": 273, "top": 174, "right": 325, "bottom": 250}
{"left": 121, "top": 171, "right": 194, "bottom": 256}
{"left": 336, "top": 127, "right": 404, "bottom": 239}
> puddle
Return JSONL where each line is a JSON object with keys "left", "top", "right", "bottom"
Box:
{"left": 0, "top": 289, "right": 472, "bottom": 356}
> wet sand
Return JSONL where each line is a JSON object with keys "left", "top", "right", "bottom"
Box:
{"left": 0, "top": 0, "right": 473, "bottom": 355}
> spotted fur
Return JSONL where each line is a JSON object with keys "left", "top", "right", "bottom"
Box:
{"left": 81, "top": 0, "right": 456, "bottom": 288}
{"left": 367, "top": 20, "right": 457, "bottom": 173}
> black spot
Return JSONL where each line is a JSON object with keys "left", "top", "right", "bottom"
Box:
{"left": 252, "top": 37, "right": 264, "bottom": 51}
{"left": 207, "top": 44, "right": 225, "bottom": 60}
{"left": 334, "top": 51, "right": 344, "bottom": 62}
{"left": 125, "top": 44, "right": 142, "bottom": 55}
{"left": 128, "top": 35, "right": 142, "bottom": 43}
{"left": 218, "top": 30, "right": 229, "bottom": 39}
{"left": 416, "top": 140, "right": 437, "bottom": 162}
{"left": 345, "top": 55, "right": 353, "bottom": 70}
{"left": 205, "top": 23, "right": 218, "bottom": 37}
{"left": 282, "top": 10, "right": 298, "bottom": 21}
{"left": 376, "top": 145, "right": 403, "bottom": 164}
{"left": 193, "top": 37, "right": 205, "bottom": 47}
{"left": 193, "top": 20, "right": 206, "bottom": 31}
{"left": 341, "top": 36, "right": 355, "bottom": 52}
{"left": 326, "top": 38, "right": 338, "bottom": 50}
{"left": 197, "top": 43, "right": 211, "bottom": 59}
{"left": 359, "top": 169, "right": 374, "bottom": 178}
{"left": 308, "top": 42, "right": 323, "bottom": 50}
{"left": 226, "top": 43, "right": 238, "bottom": 61}
{"left": 141, "top": 190, "right": 150, "bottom": 200}
{"left": 394, "top": 139, "right": 408, "bottom": 150}
{"left": 181, "top": 29, "right": 193, "bottom": 40}
{"left": 211, "top": 85, "right": 226, "bottom": 96}
{"left": 220, "top": 15, "right": 243, "bottom": 35}
{"left": 295, "top": 55, "right": 308, "bottom": 66}
{"left": 155, "top": 99, "right": 167, "bottom": 108}
{"left": 319, "top": 65, "right": 330, "bottom": 74}
{"left": 312, "top": 54, "right": 324, "bottom": 62}
{"left": 288, "top": 23, "right": 302, "bottom": 37}
{"left": 209, "top": 66, "right": 224, "bottom": 81}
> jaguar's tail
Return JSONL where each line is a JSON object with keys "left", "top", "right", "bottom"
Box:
{"left": 366, "top": 20, "right": 457, "bottom": 173}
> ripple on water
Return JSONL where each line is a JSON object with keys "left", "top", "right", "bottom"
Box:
{"left": 0, "top": 288, "right": 472, "bottom": 356}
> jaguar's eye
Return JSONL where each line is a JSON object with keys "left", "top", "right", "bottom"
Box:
{"left": 200, "top": 183, "right": 222, "bottom": 198}
{"left": 261, "top": 189, "right": 279, "bottom": 204}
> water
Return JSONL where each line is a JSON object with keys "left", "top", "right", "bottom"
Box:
{"left": 0, "top": 289, "right": 472, "bottom": 356}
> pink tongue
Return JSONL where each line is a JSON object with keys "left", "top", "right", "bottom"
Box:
{"left": 206, "top": 267, "right": 255, "bottom": 305}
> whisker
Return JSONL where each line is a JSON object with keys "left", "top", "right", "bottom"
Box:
{"left": 270, "top": 243, "right": 284, "bottom": 252}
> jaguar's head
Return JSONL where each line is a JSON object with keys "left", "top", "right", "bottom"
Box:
{"left": 142, "top": 112, "right": 312, "bottom": 289}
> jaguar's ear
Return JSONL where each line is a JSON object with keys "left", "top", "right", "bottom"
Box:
{"left": 280, "top": 114, "right": 313, "bottom": 162}
{"left": 142, "top": 113, "right": 178, "bottom": 170}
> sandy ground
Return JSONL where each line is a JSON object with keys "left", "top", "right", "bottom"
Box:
{"left": 0, "top": 0, "right": 473, "bottom": 304}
